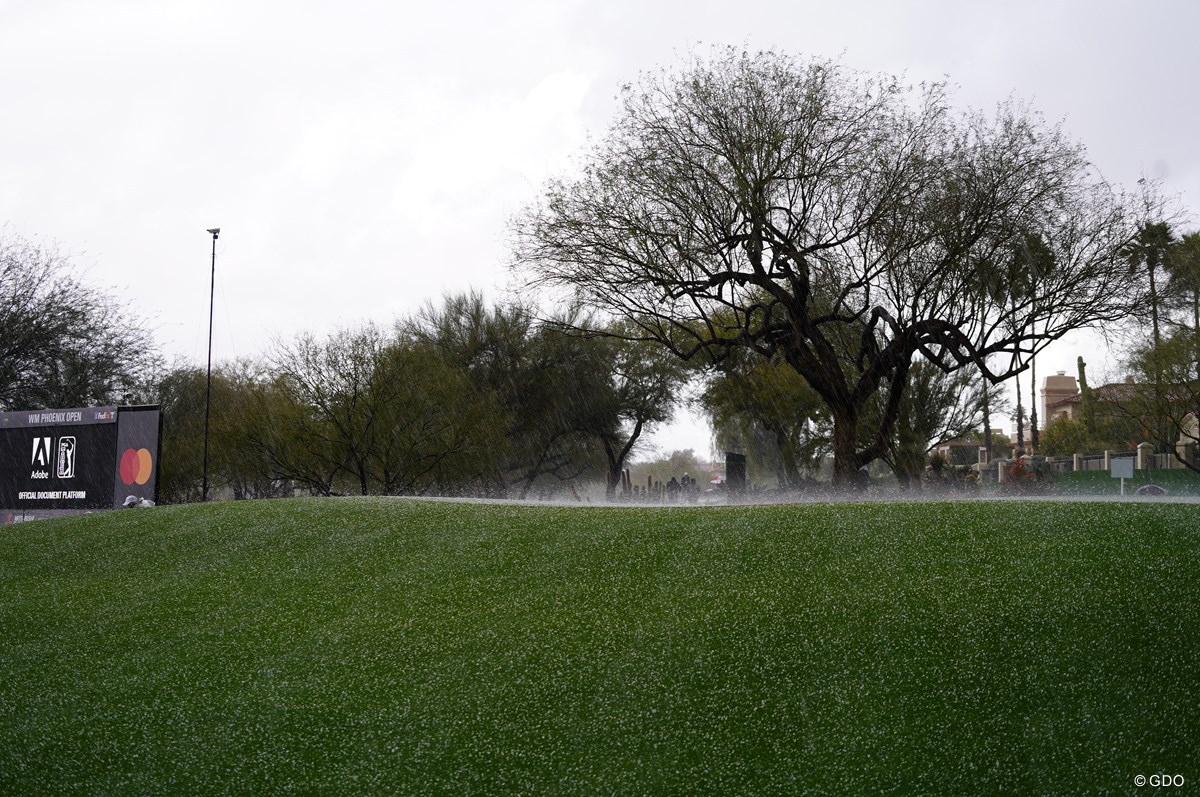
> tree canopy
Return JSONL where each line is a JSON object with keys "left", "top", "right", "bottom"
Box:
{"left": 0, "top": 233, "right": 158, "bottom": 410}
{"left": 514, "top": 48, "right": 1150, "bottom": 485}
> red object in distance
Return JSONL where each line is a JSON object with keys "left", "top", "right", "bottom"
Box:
{"left": 119, "top": 448, "right": 153, "bottom": 486}
{"left": 119, "top": 448, "right": 140, "bottom": 485}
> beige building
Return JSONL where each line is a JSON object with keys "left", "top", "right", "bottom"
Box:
{"left": 1043, "top": 378, "right": 1145, "bottom": 425}
{"left": 1041, "top": 371, "right": 1080, "bottom": 422}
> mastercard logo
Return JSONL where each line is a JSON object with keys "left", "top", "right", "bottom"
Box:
{"left": 119, "top": 448, "right": 154, "bottom": 486}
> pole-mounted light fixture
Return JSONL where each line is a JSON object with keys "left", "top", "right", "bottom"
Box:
{"left": 202, "top": 228, "right": 220, "bottom": 502}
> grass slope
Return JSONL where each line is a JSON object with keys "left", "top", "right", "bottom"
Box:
{"left": 1, "top": 498, "right": 1197, "bottom": 795}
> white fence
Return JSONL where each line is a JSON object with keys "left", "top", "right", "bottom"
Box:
{"left": 1044, "top": 447, "right": 1196, "bottom": 473}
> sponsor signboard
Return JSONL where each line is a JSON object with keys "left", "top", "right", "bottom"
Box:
{"left": 0, "top": 405, "right": 161, "bottom": 519}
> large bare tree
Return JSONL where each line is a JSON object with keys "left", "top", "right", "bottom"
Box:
{"left": 514, "top": 48, "right": 1148, "bottom": 485}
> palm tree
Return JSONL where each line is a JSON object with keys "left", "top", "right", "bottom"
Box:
{"left": 1165, "top": 232, "right": 1200, "bottom": 380}
{"left": 1123, "top": 222, "right": 1177, "bottom": 451}
{"left": 1123, "top": 221, "right": 1176, "bottom": 350}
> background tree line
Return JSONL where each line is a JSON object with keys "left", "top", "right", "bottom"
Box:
{"left": 7, "top": 48, "right": 1190, "bottom": 495}
{"left": 4, "top": 226, "right": 1011, "bottom": 502}
{"left": 151, "top": 293, "right": 689, "bottom": 503}
{"left": 0, "top": 237, "right": 687, "bottom": 501}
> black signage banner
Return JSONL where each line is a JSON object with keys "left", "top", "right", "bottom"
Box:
{"left": 0, "top": 405, "right": 160, "bottom": 515}
{"left": 111, "top": 405, "right": 161, "bottom": 508}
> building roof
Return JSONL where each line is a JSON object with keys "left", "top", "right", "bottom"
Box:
{"left": 1045, "top": 382, "right": 1142, "bottom": 410}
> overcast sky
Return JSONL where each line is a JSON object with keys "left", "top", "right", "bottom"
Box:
{"left": 2, "top": 0, "right": 1197, "bottom": 456}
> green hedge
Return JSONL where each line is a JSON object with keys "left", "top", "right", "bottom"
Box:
{"left": 1055, "top": 467, "right": 1200, "bottom": 496}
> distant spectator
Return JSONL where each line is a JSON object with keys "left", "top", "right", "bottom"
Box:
{"left": 681, "top": 472, "right": 699, "bottom": 502}
{"left": 123, "top": 495, "right": 155, "bottom": 508}
{"left": 666, "top": 476, "right": 681, "bottom": 502}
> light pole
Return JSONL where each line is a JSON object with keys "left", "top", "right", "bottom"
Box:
{"left": 202, "top": 227, "right": 220, "bottom": 502}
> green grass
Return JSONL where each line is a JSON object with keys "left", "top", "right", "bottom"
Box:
{"left": 1056, "top": 468, "right": 1200, "bottom": 496}
{"left": 1, "top": 498, "right": 1197, "bottom": 795}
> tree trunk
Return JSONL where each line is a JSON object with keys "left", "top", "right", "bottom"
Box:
{"left": 893, "top": 460, "right": 922, "bottom": 490}
{"left": 603, "top": 418, "right": 644, "bottom": 502}
{"left": 1078, "top": 357, "right": 1096, "bottom": 435}
{"left": 1193, "top": 289, "right": 1200, "bottom": 385}
{"left": 604, "top": 450, "right": 621, "bottom": 502}
{"left": 827, "top": 359, "right": 912, "bottom": 490}
{"left": 1015, "top": 371, "right": 1025, "bottom": 456}
{"left": 518, "top": 446, "right": 551, "bottom": 500}
{"left": 830, "top": 409, "right": 867, "bottom": 490}
{"left": 1149, "top": 261, "right": 1168, "bottom": 451}
{"left": 1193, "top": 290, "right": 1200, "bottom": 383}
{"left": 1149, "top": 261, "right": 1162, "bottom": 350}
{"left": 765, "top": 419, "right": 801, "bottom": 489}
{"left": 982, "top": 377, "right": 993, "bottom": 464}
{"left": 1030, "top": 358, "right": 1039, "bottom": 455}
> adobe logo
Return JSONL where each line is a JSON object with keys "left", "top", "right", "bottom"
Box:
{"left": 119, "top": 448, "right": 154, "bottom": 486}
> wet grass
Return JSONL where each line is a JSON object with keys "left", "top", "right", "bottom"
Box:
{"left": 1056, "top": 468, "right": 1200, "bottom": 496}
{"left": 1, "top": 497, "right": 1197, "bottom": 795}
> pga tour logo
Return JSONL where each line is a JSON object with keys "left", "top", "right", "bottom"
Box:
{"left": 30, "top": 436, "right": 76, "bottom": 480}
{"left": 57, "top": 437, "right": 76, "bottom": 478}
